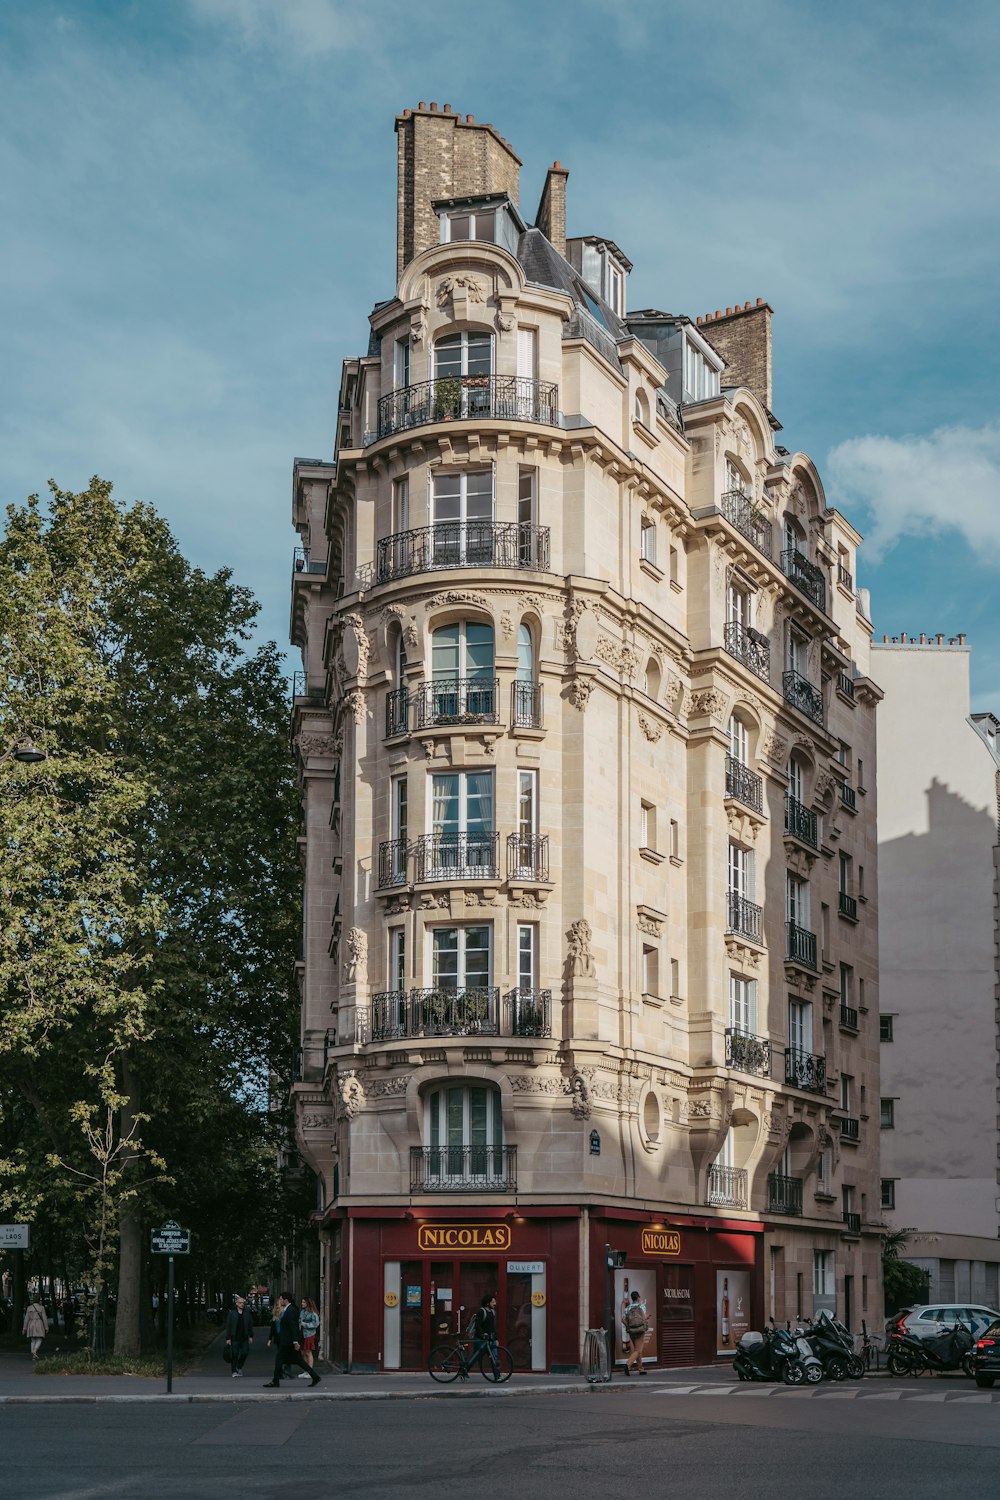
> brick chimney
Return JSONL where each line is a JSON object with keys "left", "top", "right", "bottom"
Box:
{"left": 698, "top": 299, "right": 774, "bottom": 411}
{"left": 535, "top": 161, "right": 569, "bottom": 257}
{"left": 395, "top": 105, "right": 523, "bottom": 278}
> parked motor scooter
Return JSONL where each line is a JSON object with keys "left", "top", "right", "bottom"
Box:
{"left": 790, "top": 1324, "right": 824, "bottom": 1383}
{"left": 803, "top": 1310, "right": 865, "bottom": 1381}
{"left": 733, "top": 1323, "right": 806, "bottom": 1385}
{"left": 887, "top": 1321, "right": 973, "bottom": 1378}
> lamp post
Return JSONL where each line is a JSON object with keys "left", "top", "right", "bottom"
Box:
{"left": 12, "top": 740, "right": 47, "bottom": 764}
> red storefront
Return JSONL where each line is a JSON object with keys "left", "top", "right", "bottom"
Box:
{"left": 327, "top": 1204, "right": 764, "bottom": 1373}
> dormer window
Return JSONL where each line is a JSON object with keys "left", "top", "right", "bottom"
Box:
{"left": 683, "top": 337, "right": 721, "bottom": 402}
{"left": 608, "top": 261, "right": 624, "bottom": 316}
{"left": 445, "top": 208, "right": 495, "bottom": 243}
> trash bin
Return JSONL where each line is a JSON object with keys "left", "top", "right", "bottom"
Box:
{"left": 583, "top": 1327, "right": 611, "bottom": 1384}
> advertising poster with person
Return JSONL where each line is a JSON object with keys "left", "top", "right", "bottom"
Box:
{"left": 613, "top": 1268, "right": 657, "bottom": 1366}
{"left": 716, "top": 1269, "right": 750, "bottom": 1355}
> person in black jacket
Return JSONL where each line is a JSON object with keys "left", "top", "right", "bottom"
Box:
{"left": 225, "top": 1295, "right": 254, "bottom": 1377}
{"left": 469, "top": 1294, "right": 498, "bottom": 1372}
{"left": 263, "top": 1293, "right": 321, "bottom": 1388}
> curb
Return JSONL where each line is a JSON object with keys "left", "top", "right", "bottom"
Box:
{"left": 0, "top": 1380, "right": 634, "bottom": 1405}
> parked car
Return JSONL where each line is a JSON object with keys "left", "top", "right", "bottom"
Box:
{"left": 891, "top": 1304, "right": 1000, "bottom": 1343}
{"left": 970, "top": 1318, "right": 1000, "bottom": 1388}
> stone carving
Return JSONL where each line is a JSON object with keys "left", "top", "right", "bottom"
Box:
{"left": 500, "top": 612, "right": 514, "bottom": 639}
{"left": 814, "top": 770, "right": 838, "bottom": 803}
{"left": 638, "top": 713, "right": 662, "bottom": 743}
{"left": 437, "top": 273, "right": 486, "bottom": 307}
{"left": 404, "top": 623, "right": 419, "bottom": 649}
{"left": 687, "top": 687, "right": 728, "bottom": 721}
{"left": 495, "top": 309, "right": 515, "bottom": 333}
{"left": 464, "top": 890, "right": 497, "bottom": 908}
{"left": 367, "top": 1075, "right": 411, "bottom": 1098}
{"left": 569, "top": 1069, "right": 591, "bottom": 1120}
{"left": 342, "top": 689, "right": 366, "bottom": 725}
{"left": 637, "top": 912, "right": 662, "bottom": 938}
{"left": 296, "top": 732, "right": 338, "bottom": 759}
{"left": 510, "top": 893, "right": 543, "bottom": 908}
{"left": 419, "top": 892, "right": 450, "bottom": 910}
{"left": 344, "top": 927, "right": 367, "bottom": 984}
{"left": 688, "top": 1098, "right": 712, "bottom": 1118}
{"left": 595, "top": 635, "right": 638, "bottom": 678}
{"left": 337, "top": 1069, "right": 365, "bottom": 1119}
{"left": 734, "top": 414, "right": 753, "bottom": 458}
{"left": 410, "top": 309, "right": 427, "bottom": 346}
{"left": 567, "top": 919, "right": 595, "bottom": 978}
{"left": 510, "top": 1075, "right": 569, "bottom": 1096}
{"left": 761, "top": 729, "right": 789, "bottom": 765}
{"left": 300, "top": 1109, "right": 334, "bottom": 1130}
{"left": 385, "top": 897, "right": 409, "bottom": 915}
{"left": 425, "top": 590, "right": 489, "bottom": 610}
{"left": 580, "top": 1066, "right": 619, "bottom": 1104}
{"left": 343, "top": 613, "right": 370, "bottom": 680}
{"left": 568, "top": 678, "right": 593, "bottom": 711}
{"left": 422, "top": 740, "right": 437, "bottom": 761}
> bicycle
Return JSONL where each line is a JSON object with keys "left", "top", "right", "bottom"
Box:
{"left": 428, "top": 1337, "right": 514, "bottom": 1383}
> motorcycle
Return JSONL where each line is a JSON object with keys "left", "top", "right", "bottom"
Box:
{"left": 803, "top": 1310, "right": 865, "bottom": 1381}
{"left": 792, "top": 1328, "right": 825, "bottom": 1383}
{"left": 886, "top": 1321, "right": 974, "bottom": 1378}
{"left": 733, "top": 1323, "right": 806, "bottom": 1385}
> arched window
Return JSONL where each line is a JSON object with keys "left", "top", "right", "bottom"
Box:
{"left": 513, "top": 622, "right": 541, "bottom": 729}
{"left": 635, "top": 388, "right": 650, "bottom": 426}
{"left": 433, "top": 332, "right": 494, "bottom": 417}
{"left": 386, "top": 628, "right": 409, "bottom": 737}
{"left": 517, "top": 623, "right": 534, "bottom": 683}
{"left": 729, "top": 714, "right": 750, "bottom": 766}
{"left": 423, "top": 1079, "right": 504, "bottom": 1185}
{"left": 643, "top": 657, "right": 661, "bottom": 699}
{"left": 426, "top": 621, "right": 496, "bottom": 725}
{"left": 784, "top": 516, "right": 805, "bottom": 558}
{"left": 787, "top": 753, "right": 806, "bottom": 804}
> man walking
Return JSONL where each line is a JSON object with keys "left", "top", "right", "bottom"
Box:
{"left": 225, "top": 1294, "right": 255, "bottom": 1378}
{"left": 263, "top": 1293, "right": 321, "bottom": 1388}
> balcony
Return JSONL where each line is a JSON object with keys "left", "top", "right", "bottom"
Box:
{"left": 410, "top": 1144, "right": 517, "bottom": 1192}
{"left": 837, "top": 562, "right": 854, "bottom": 591}
{"left": 720, "top": 489, "right": 773, "bottom": 557}
{"left": 725, "top": 1027, "right": 771, "bottom": 1077}
{"left": 385, "top": 687, "right": 409, "bottom": 738}
{"left": 512, "top": 680, "right": 543, "bottom": 730}
{"left": 839, "top": 1003, "right": 859, "bottom": 1031}
{"left": 707, "top": 1163, "right": 748, "bottom": 1209}
{"left": 290, "top": 670, "right": 324, "bottom": 707}
{"left": 414, "top": 832, "right": 500, "bottom": 883}
{"left": 505, "top": 988, "right": 552, "bottom": 1038}
{"left": 786, "top": 921, "right": 818, "bottom": 971}
{"left": 782, "top": 669, "right": 824, "bottom": 726}
{"left": 784, "top": 794, "right": 818, "bottom": 849}
{"left": 840, "top": 783, "right": 857, "bottom": 812}
{"left": 842, "top": 1210, "right": 862, "bottom": 1234}
{"left": 840, "top": 1116, "right": 860, "bottom": 1141}
{"left": 784, "top": 1046, "right": 827, "bottom": 1094}
{"left": 723, "top": 620, "right": 771, "bottom": 683}
{"left": 376, "top": 521, "right": 550, "bottom": 584}
{"left": 377, "top": 839, "right": 409, "bottom": 889}
{"left": 725, "top": 755, "right": 764, "bottom": 814}
{"left": 837, "top": 670, "right": 856, "bottom": 700}
{"left": 506, "top": 833, "right": 549, "bottom": 882}
{"left": 357, "top": 987, "right": 501, "bottom": 1043}
{"left": 780, "top": 548, "right": 827, "bottom": 611}
{"left": 838, "top": 891, "right": 858, "bottom": 921}
{"left": 370, "top": 374, "right": 560, "bottom": 446}
{"left": 727, "top": 891, "right": 763, "bottom": 944}
{"left": 293, "top": 547, "right": 326, "bottom": 576}
{"left": 767, "top": 1173, "right": 804, "bottom": 1216}
{"left": 414, "top": 677, "right": 500, "bottom": 729}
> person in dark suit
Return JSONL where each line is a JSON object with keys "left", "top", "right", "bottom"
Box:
{"left": 262, "top": 1293, "right": 321, "bottom": 1388}
{"left": 225, "top": 1295, "right": 255, "bottom": 1377}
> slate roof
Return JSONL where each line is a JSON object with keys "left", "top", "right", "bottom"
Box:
{"left": 516, "top": 227, "right": 627, "bottom": 373}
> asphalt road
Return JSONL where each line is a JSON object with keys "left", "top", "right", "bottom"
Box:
{"left": 4, "top": 1382, "right": 1000, "bottom": 1500}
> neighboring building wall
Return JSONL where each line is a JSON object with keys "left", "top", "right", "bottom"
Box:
{"left": 875, "top": 639, "right": 1000, "bottom": 1289}
{"left": 289, "top": 106, "right": 884, "bottom": 1368}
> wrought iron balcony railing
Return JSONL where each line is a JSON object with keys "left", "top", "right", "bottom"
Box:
{"left": 784, "top": 794, "right": 818, "bottom": 848}
{"left": 511, "top": 680, "right": 543, "bottom": 729}
{"left": 727, "top": 891, "right": 763, "bottom": 944}
{"left": 838, "top": 562, "right": 854, "bottom": 591}
{"left": 725, "top": 1027, "right": 771, "bottom": 1077}
{"left": 726, "top": 755, "right": 764, "bottom": 814}
{"left": 839, "top": 891, "right": 858, "bottom": 921}
{"left": 780, "top": 547, "right": 827, "bottom": 611}
{"left": 376, "top": 522, "right": 550, "bottom": 583}
{"left": 707, "top": 1163, "right": 748, "bottom": 1209}
{"left": 377, "top": 838, "right": 409, "bottom": 889}
{"left": 505, "top": 988, "right": 552, "bottom": 1038}
{"left": 767, "top": 1173, "right": 804, "bottom": 1216}
{"left": 784, "top": 1046, "right": 827, "bottom": 1093}
{"left": 414, "top": 832, "right": 500, "bottom": 882}
{"left": 723, "top": 620, "right": 771, "bottom": 682}
{"left": 293, "top": 547, "right": 326, "bottom": 576}
{"left": 842, "top": 1210, "right": 861, "bottom": 1233}
{"left": 786, "top": 921, "right": 818, "bottom": 970}
{"left": 783, "top": 669, "right": 824, "bottom": 725}
{"left": 506, "top": 833, "right": 549, "bottom": 882}
{"left": 371, "top": 374, "right": 559, "bottom": 445}
{"left": 840, "top": 1003, "right": 859, "bottom": 1030}
{"left": 837, "top": 670, "right": 856, "bottom": 700}
{"left": 385, "top": 686, "right": 409, "bottom": 738}
{"left": 720, "top": 489, "right": 773, "bottom": 556}
{"left": 840, "top": 1116, "right": 860, "bottom": 1141}
{"left": 840, "top": 783, "right": 857, "bottom": 811}
{"left": 410, "top": 1144, "right": 517, "bottom": 1192}
{"left": 414, "top": 677, "right": 500, "bottom": 729}
{"left": 356, "top": 987, "right": 501, "bottom": 1043}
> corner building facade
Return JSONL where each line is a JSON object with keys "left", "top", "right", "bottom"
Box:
{"left": 290, "top": 104, "right": 883, "bottom": 1371}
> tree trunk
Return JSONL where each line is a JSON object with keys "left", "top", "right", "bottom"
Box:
{"left": 113, "top": 1053, "right": 145, "bottom": 1355}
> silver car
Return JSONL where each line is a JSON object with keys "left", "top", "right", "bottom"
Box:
{"left": 896, "top": 1304, "right": 1000, "bottom": 1341}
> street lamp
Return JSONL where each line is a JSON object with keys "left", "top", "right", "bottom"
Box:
{"left": 12, "top": 739, "right": 47, "bottom": 764}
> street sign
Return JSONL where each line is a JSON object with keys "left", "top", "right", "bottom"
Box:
{"left": 151, "top": 1220, "right": 191, "bottom": 1255}
{"left": 0, "top": 1225, "right": 30, "bottom": 1249}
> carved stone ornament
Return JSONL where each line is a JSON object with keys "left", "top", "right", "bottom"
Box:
{"left": 761, "top": 729, "right": 789, "bottom": 766}
{"left": 688, "top": 1098, "right": 712, "bottom": 1118}
{"left": 510, "top": 1074, "right": 570, "bottom": 1097}
{"left": 344, "top": 927, "right": 368, "bottom": 984}
{"left": 337, "top": 1069, "right": 365, "bottom": 1119}
{"left": 568, "top": 677, "right": 593, "bottom": 711}
{"left": 495, "top": 309, "right": 515, "bottom": 334}
{"left": 436, "top": 274, "right": 486, "bottom": 307}
{"left": 569, "top": 1069, "right": 591, "bottom": 1120}
{"left": 404, "top": 623, "right": 419, "bottom": 650}
{"left": 300, "top": 1108, "right": 334, "bottom": 1130}
{"left": 342, "top": 689, "right": 366, "bottom": 725}
{"left": 296, "top": 732, "right": 338, "bottom": 759}
{"left": 638, "top": 713, "right": 662, "bottom": 743}
{"left": 500, "top": 612, "right": 514, "bottom": 639}
{"left": 687, "top": 687, "right": 728, "bottom": 721}
{"left": 425, "top": 590, "right": 489, "bottom": 611}
{"left": 343, "top": 613, "right": 371, "bottom": 681}
{"left": 567, "top": 919, "right": 595, "bottom": 978}
{"left": 637, "top": 913, "right": 662, "bottom": 937}
{"left": 814, "top": 770, "right": 838, "bottom": 804}
{"left": 464, "top": 890, "right": 497, "bottom": 908}
{"left": 511, "top": 893, "right": 543, "bottom": 908}
{"left": 419, "top": 892, "right": 450, "bottom": 911}
{"left": 367, "top": 1074, "right": 411, "bottom": 1098}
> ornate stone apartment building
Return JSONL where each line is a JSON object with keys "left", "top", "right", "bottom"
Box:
{"left": 289, "top": 103, "right": 883, "bottom": 1371}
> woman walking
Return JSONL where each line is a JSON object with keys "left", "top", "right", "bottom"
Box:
{"left": 298, "top": 1296, "right": 320, "bottom": 1374}
{"left": 22, "top": 1296, "right": 49, "bottom": 1362}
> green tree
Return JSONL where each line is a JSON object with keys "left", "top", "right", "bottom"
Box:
{"left": 882, "top": 1227, "right": 931, "bottom": 1314}
{"left": 0, "top": 478, "right": 301, "bottom": 1353}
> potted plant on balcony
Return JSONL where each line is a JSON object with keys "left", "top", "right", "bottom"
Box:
{"left": 460, "top": 988, "right": 489, "bottom": 1035}
{"left": 422, "top": 989, "right": 453, "bottom": 1034}
{"left": 434, "top": 377, "right": 461, "bottom": 420}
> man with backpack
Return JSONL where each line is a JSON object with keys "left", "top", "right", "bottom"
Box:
{"left": 623, "top": 1289, "right": 650, "bottom": 1375}
{"left": 468, "top": 1294, "right": 499, "bottom": 1378}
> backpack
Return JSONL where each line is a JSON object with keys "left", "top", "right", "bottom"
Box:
{"left": 466, "top": 1311, "right": 480, "bottom": 1339}
{"left": 625, "top": 1303, "right": 647, "bottom": 1335}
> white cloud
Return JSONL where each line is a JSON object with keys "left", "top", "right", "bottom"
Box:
{"left": 826, "top": 424, "right": 1000, "bottom": 563}
{"left": 187, "top": 0, "right": 364, "bottom": 55}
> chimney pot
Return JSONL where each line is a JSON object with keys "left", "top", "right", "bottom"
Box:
{"left": 901, "top": 633, "right": 908, "bottom": 643}
{"left": 744, "top": 300, "right": 751, "bottom": 309}
{"left": 958, "top": 633, "right": 966, "bottom": 645}
{"left": 726, "top": 307, "right": 732, "bottom": 316}
{"left": 466, "top": 113, "right": 474, "bottom": 122}
{"left": 937, "top": 633, "right": 944, "bottom": 644}
{"left": 696, "top": 316, "right": 702, "bottom": 325}
{"left": 920, "top": 633, "right": 927, "bottom": 644}
{"left": 430, "top": 102, "right": 438, "bottom": 111}
{"left": 756, "top": 297, "right": 763, "bottom": 306}
{"left": 418, "top": 101, "right": 427, "bottom": 110}
{"left": 892, "top": 636, "right": 899, "bottom": 644}
{"left": 443, "top": 103, "right": 451, "bottom": 112}
{"left": 554, "top": 160, "right": 561, "bottom": 169}
{"left": 883, "top": 634, "right": 888, "bottom": 643}
{"left": 715, "top": 310, "right": 721, "bottom": 319}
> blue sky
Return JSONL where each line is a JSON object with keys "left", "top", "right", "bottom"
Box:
{"left": 2, "top": 0, "right": 999, "bottom": 706}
